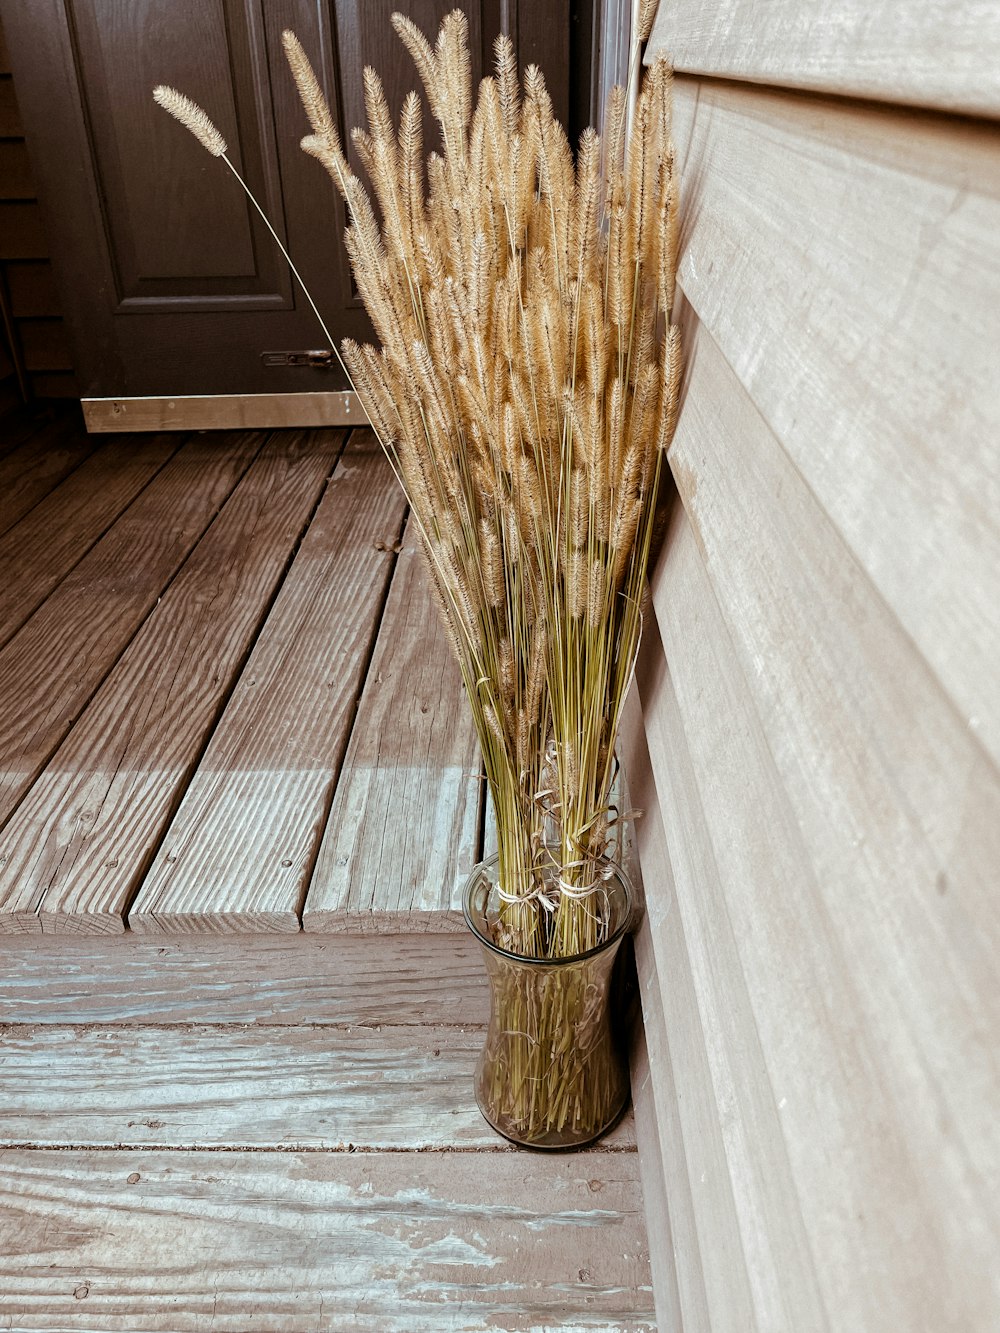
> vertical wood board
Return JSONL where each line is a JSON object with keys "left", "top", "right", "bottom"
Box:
{"left": 620, "top": 688, "right": 691, "bottom": 1333}
{"left": 636, "top": 606, "right": 816, "bottom": 1332}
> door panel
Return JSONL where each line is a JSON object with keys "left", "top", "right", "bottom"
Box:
{"left": 0, "top": 0, "right": 570, "bottom": 403}
{"left": 66, "top": 0, "right": 289, "bottom": 307}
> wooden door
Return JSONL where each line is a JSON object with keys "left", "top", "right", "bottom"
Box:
{"left": 0, "top": 0, "right": 568, "bottom": 424}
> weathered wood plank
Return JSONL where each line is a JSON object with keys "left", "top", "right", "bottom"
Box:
{"left": 671, "top": 314, "right": 1000, "bottom": 982}
{"left": 128, "top": 430, "right": 408, "bottom": 933}
{"left": 0, "top": 1022, "right": 635, "bottom": 1152}
{"left": 0, "top": 932, "right": 490, "bottom": 1026}
{"left": 304, "top": 521, "right": 481, "bottom": 933}
{"left": 0, "top": 433, "right": 259, "bottom": 841}
{"left": 0, "top": 431, "right": 342, "bottom": 935}
{"left": 649, "top": 0, "right": 1000, "bottom": 117}
{"left": 669, "top": 77, "right": 1000, "bottom": 770}
{"left": 0, "top": 410, "right": 96, "bottom": 538}
{"left": 0, "top": 1024, "right": 487, "bottom": 1151}
{"left": 663, "top": 321, "right": 1000, "bottom": 1326}
{"left": 0, "top": 431, "right": 178, "bottom": 648}
{"left": 0, "top": 1149, "right": 653, "bottom": 1331}
{"left": 651, "top": 505, "right": 1000, "bottom": 1330}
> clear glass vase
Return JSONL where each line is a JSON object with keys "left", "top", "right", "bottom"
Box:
{"left": 462, "top": 854, "right": 633, "bottom": 1149}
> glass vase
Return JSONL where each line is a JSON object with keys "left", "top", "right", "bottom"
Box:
{"left": 462, "top": 853, "right": 633, "bottom": 1149}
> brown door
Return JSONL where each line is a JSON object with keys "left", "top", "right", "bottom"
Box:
{"left": 0, "top": 0, "right": 569, "bottom": 403}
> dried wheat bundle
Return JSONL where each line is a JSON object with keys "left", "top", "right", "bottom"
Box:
{"left": 281, "top": 12, "right": 680, "bottom": 958}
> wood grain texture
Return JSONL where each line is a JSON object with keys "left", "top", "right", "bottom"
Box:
{"left": 0, "top": 411, "right": 96, "bottom": 538}
{"left": 669, "top": 76, "right": 1000, "bottom": 770}
{"left": 304, "top": 521, "right": 481, "bottom": 934}
{"left": 0, "top": 933, "right": 490, "bottom": 1023}
{"left": 0, "top": 932, "right": 490, "bottom": 1026}
{"left": 648, "top": 502, "right": 1000, "bottom": 1330}
{"left": 629, "top": 1013, "right": 684, "bottom": 1332}
{"left": 0, "top": 1022, "right": 635, "bottom": 1151}
{"left": 671, "top": 314, "right": 1000, "bottom": 1039}
{"left": 0, "top": 1149, "right": 653, "bottom": 1331}
{"left": 0, "top": 430, "right": 342, "bottom": 935}
{"left": 665, "top": 318, "right": 1000, "bottom": 1326}
{"left": 128, "top": 430, "right": 408, "bottom": 933}
{"left": 0, "top": 433, "right": 259, "bottom": 841}
{"left": 648, "top": 0, "right": 1000, "bottom": 117}
{"left": 0, "top": 431, "right": 178, "bottom": 647}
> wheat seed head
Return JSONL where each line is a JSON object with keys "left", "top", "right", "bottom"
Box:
{"left": 153, "top": 85, "right": 227, "bottom": 156}
{"left": 637, "top": 0, "right": 659, "bottom": 42}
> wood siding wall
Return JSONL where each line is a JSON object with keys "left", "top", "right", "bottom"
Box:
{"left": 626, "top": 7, "right": 1000, "bottom": 1331}
{"left": 0, "top": 12, "right": 75, "bottom": 401}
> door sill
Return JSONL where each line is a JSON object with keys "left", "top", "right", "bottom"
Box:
{"left": 81, "top": 392, "right": 364, "bottom": 433}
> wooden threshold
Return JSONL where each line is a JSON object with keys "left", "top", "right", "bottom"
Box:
{"left": 81, "top": 391, "right": 364, "bottom": 432}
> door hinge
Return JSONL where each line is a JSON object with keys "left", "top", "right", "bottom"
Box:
{"left": 260, "top": 349, "right": 335, "bottom": 368}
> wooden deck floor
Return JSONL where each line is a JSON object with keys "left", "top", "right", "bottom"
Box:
{"left": 0, "top": 405, "right": 655, "bottom": 1331}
